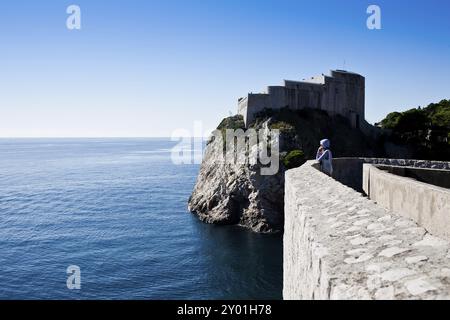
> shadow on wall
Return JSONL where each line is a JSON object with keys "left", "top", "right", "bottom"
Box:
{"left": 331, "top": 158, "right": 365, "bottom": 192}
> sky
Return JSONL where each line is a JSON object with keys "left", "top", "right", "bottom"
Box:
{"left": 0, "top": 0, "right": 449, "bottom": 137}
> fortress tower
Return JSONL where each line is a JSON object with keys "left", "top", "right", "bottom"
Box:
{"left": 238, "top": 70, "right": 365, "bottom": 128}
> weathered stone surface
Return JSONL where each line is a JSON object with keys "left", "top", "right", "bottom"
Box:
{"left": 378, "top": 247, "right": 411, "bottom": 258}
{"left": 405, "top": 256, "right": 429, "bottom": 264}
{"left": 284, "top": 161, "right": 450, "bottom": 300}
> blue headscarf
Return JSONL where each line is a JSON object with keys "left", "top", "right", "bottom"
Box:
{"left": 320, "top": 139, "right": 330, "bottom": 149}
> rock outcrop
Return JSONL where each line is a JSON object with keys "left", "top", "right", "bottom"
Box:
{"left": 188, "top": 117, "right": 285, "bottom": 233}
{"left": 188, "top": 109, "right": 388, "bottom": 233}
{"left": 188, "top": 110, "right": 388, "bottom": 233}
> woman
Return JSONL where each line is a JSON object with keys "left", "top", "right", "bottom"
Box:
{"left": 316, "top": 139, "right": 333, "bottom": 176}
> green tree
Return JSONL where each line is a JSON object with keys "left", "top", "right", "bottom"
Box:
{"left": 379, "top": 112, "right": 402, "bottom": 129}
{"left": 283, "top": 150, "right": 306, "bottom": 169}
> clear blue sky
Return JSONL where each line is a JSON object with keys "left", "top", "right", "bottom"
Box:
{"left": 1, "top": 0, "right": 449, "bottom": 137}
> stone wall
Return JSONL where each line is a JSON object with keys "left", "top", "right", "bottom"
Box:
{"left": 332, "top": 158, "right": 450, "bottom": 192}
{"left": 362, "top": 158, "right": 450, "bottom": 170}
{"left": 363, "top": 164, "right": 450, "bottom": 241}
{"left": 377, "top": 165, "right": 450, "bottom": 189}
{"left": 284, "top": 160, "right": 450, "bottom": 300}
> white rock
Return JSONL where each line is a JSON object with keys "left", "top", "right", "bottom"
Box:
{"left": 357, "top": 209, "right": 370, "bottom": 215}
{"left": 379, "top": 235, "right": 397, "bottom": 242}
{"left": 403, "top": 227, "right": 426, "bottom": 237}
{"left": 405, "top": 278, "right": 437, "bottom": 296}
{"left": 354, "top": 219, "right": 370, "bottom": 226}
{"left": 378, "top": 247, "right": 411, "bottom": 258}
{"left": 331, "top": 222, "right": 345, "bottom": 229}
{"left": 342, "top": 226, "right": 361, "bottom": 234}
{"left": 441, "top": 268, "right": 450, "bottom": 278}
{"left": 346, "top": 248, "right": 368, "bottom": 256}
{"left": 372, "top": 227, "right": 394, "bottom": 234}
{"left": 413, "top": 235, "right": 448, "bottom": 248}
{"left": 394, "top": 220, "right": 416, "bottom": 228}
{"left": 383, "top": 240, "right": 403, "bottom": 247}
{"left": 366, "top": 262, "right": 393, "bottom": 274}
{"left": 377, "top": 215, "right": 392, "bottom": 223}
{"left": 344, "top": 253, "right": 374, "bottom": 264}
{"left": 381, "top": 268, "right": 416, "bottom": 281}
{"left": 327, "top": 217, "right": 338, "bottom": 224}
{"left": 375, "top": 286, "right": 395, "bottom": 300}
{"left": 337, "top": 212, "right": 349, "bottom": 218}
{"left": 367, "top": 275, "right": 382, "bottom": 290}
{"left": 350, "top": 237, "right": 371, "bottom": 246}
{"left": 405, "top": 256, "right": 428, "bottom": 264}
{"left": 367, "top": 223, "right": 384, "bottom": 231}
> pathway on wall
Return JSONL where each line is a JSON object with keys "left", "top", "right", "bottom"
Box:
{"left": 284, "top": 161, "right": 450, "bottom": 300}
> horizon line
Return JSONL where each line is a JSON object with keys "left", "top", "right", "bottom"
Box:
{"left": 0, "top": 136, "right": 210, "bottom": 139}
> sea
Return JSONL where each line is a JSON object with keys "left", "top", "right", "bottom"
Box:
{"left": 0, "top": 138, "right": 282, "bottom": 300}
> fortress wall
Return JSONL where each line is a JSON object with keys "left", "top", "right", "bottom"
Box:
{"left": 360, "top": 119, "right": 381, "bottom": 139}
{"left": 237, "top": 97, "right": 249, "bottom": 125}
{"left": 363, "top": 164, "right": 450, "bottom": 241}
{"left": 267, "top": 86, "right": 288, "bottom": 109}
{"left": 238, "top": 93, "right": 271, "bottom": 126}
{"left": 332, "top": 158, "right": 450, "bottom": 193}
{"left": 284, "top": 160, "right": 450, "bottom": 300}
{"left": 239, "top": 70, "right": 366, "bottom": 127}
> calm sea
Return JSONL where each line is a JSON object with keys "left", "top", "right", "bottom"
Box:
{"left": 0, "top": 139, "right": 282, "bottom": 300}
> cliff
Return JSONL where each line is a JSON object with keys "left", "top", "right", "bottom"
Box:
{"left": 187, "top": 115, "right": 285, "bottom": 233}
{"left": 188, "top": 108, "right": 391, "bottom": 233}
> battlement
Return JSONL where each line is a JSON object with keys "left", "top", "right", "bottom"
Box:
{"left": 238, "top": 70, "right": 365, "bottom": 129}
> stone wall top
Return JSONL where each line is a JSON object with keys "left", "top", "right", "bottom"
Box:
{"left": 362, "top": 158, "right": 450, "bottom": 170}
{"left": 284, "top": 160, "right": 450, "bottom": 300}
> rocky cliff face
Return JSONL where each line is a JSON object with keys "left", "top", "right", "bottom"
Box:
{"left": 188, "top": 109, "right": 395, "bottom": 233}
{"left": 188, "top": 118, "right": 286, "bottom": 233}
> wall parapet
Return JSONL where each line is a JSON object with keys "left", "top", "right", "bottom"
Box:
{"left": 284, "top": 160, "right": 450, "bottom": 300}
{"left": 363, "top": 164, "right": 450, "bottom": 241}
{"left": 332, "top": 158, "right": 450, "bottom": 192}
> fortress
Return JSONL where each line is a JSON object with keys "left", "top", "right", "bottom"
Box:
{"left": 238, "top": 70, "right": 365, "bottom": 128}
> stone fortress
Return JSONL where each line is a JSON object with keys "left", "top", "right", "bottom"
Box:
{"left": 238, "top": 70, "right": 365, "bottom": 128}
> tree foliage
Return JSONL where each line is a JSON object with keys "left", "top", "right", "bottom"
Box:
{"left": 282, "top": 149, "right": 306, "bottom": 169}
{"left": 379, "top": 99, "right": 450, "bottom": 159}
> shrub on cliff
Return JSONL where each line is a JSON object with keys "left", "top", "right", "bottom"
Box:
{"left": 282, "top": 150, "right": 306, "bottom": 169}
{"left": 269, "top": 121, "right": 295, "bottom": 133}
{"left": 211, "top": 115, "right": 246, "bottom": 148}
{"left": 217, "top": 115, "right": 245, "bottom": 132}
